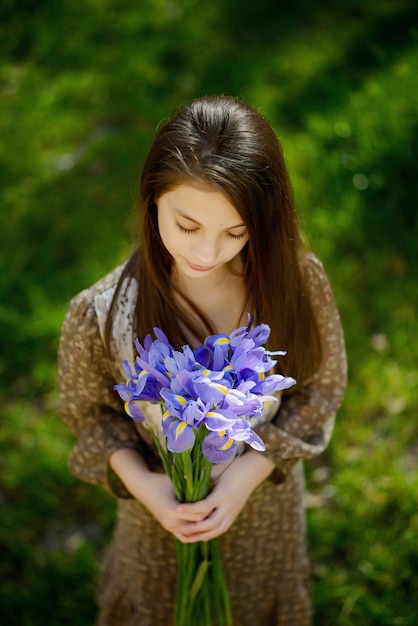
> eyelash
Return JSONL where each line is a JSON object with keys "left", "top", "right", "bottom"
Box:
{"left": 176, "top": 223, "right": 246, "bottom": 240}
{"left": 176, "top": 223, "right": 196, "bottom": 235}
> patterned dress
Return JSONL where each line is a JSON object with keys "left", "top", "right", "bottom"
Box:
{"left": 57, "top": 253, "right": 347, "bottom": 626}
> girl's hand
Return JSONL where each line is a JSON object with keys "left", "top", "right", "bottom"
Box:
{"left": 109, "top": 448, "right": 211, "bottom": 542}
{"left": 175, "top": 451, "right": 275, "bottom": 543}
{"left": 134, "top": 471, "right": 213, "bottom": 542}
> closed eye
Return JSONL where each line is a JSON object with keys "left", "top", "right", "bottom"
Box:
{"left": 228, "top": 232, "right": 246, "bottom": 240}
{"left": 176, "top": 222, "right": 197, "bottom": 234}
{"left": 176, "top": 221, "right": 247, "bottom": 240}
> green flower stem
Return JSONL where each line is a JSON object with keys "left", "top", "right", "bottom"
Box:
{"left": 210, "top": 538, "right": 233, "bottom": 625}
{"left": 151, "top": 417, "right": 232, "bottom": 626}
{"left": 179, "top": 450, "right": 195, "bottom": 502}
{"left": 189, "top": 544, "right": 209, "bottom": 602}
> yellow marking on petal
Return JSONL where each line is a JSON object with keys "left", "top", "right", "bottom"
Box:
{"left": 175, "top": 395, "right": 187, "bottom": 406}
{"left": 124, "top": 401, "right": 132, "bottom": 416}
{"left": 175, "top": 421, "right": 188, "bottom": 436}
{"left": 258, "top": 371, "right": 265, "bottom": 380}
{"left": 162, "top": 410, "right": 171, "bottom": 419}
{"left": 213, "top": 383, "right": 228, "bottom": 394}
{"left": 139, "top": 369, "right": 148, "bottom": 376}
{"left": 221, "top": 437, "right": 234, "bottom": 450}
{"left": 223, "top": 365, "right": 233, "bottom": 372}
{"left": 206, "top": 412, "right": 228, "bottom": 421}
{"left": 214, "top": 337, "right": 230, "bottom": 345}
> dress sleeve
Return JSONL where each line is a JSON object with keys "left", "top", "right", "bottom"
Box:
{"left": 57, "top": 290, "right": 142, "bottom": 498}
{"left": 255, "top": 255, "right": 348, "bottom": 482}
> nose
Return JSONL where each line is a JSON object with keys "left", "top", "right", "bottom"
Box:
{"left": 191, "top": 236, "right": 219, "bottom": 264}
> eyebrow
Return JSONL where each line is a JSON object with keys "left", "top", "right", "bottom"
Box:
{"left": 174, "top": 209, "right": 246, "bottom": 230}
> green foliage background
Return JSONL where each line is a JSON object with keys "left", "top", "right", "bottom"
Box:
{"left": 1, "top": 1, "right": 417, "bottom": 624}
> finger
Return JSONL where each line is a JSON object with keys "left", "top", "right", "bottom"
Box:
{"left": 180, "top": 509, "right": 225, "bottom": 537}
{"left": 180, "top": 522, "right": 229, "bottom": 543}
{"left": 175, "top": 503, "right": 215, "bottom": 520}
{"left": 171, "top": 509, "right": 209, "bottom": 523}
{"left": 175, "top": 509, "right": 229, "bottom": 542}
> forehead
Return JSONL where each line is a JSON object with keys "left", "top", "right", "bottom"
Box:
{"left": 158, "top": 183, "right": 243, "bottom": 227}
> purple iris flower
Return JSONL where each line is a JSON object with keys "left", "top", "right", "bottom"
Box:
{"left": 165, "top": 417, "right": 196, "bottom": 453}
{"left": 203, "top": 408, "right": 238, "bottom": 432}
{"left": 123, "top": 399, "right": 146, "bottom": 421}
{"left": 202, "top": 431, "right": 238, "bottom": 463}
{"left": 252, "top": 373, "right": 296, "bottom": 395}
{"left": 160, "top": 391, "right": 210, "bottom": 452}
{"left": 201, "top": 417, "right": 265, "bottom": 464}
{"left": 246, "top": 323, "right": 271, "bottom": 347}
{"left": 203, "top": 335, "right": 231, "bottom": 371}
{"left": 163, "top": 345, "right": 196, "bottom": 377}
{"left": 115, "top": 318, "right": 296, "bottom": 463}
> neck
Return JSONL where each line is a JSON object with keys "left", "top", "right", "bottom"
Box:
{"left": 171, "top": 261, "right": 250, "bottom": 337}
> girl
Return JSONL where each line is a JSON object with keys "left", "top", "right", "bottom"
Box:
{"left": 57, "top": 95, "right": 347, "bottom": 625}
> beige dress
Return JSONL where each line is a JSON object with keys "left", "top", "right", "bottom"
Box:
{"left": 57, "top": 253, "right": 347, "bottom": 626}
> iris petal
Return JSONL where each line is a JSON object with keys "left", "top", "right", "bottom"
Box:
{"left": 167, "top": 420, "right": 196, "bottom": 453}
{"left": 125, "top": 400, "right": 145, "bottom": 421}
{"left": 202, "top": 431, "right": 237, "bottom": 463}
{"left": 204, "top": 410, "right": 237, "bottom": 432}
{"left": 193, "top": 382, "right": 226, "bottom": 405}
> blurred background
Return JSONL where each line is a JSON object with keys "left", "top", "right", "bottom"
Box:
{"left": 1, "top": 0, "right": 417, "bottom": 624}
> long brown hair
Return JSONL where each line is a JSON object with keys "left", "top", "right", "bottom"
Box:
{"left": 106, "top": 96, "right": 321, "bottom": 388}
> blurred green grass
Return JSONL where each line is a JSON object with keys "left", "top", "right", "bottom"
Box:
{"left": 1, "top": 1, "right": 417, "bottom": 624}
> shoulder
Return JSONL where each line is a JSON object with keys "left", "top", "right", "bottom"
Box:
{"left": 68, "top": 262, "right": 128, "bottom": 312}
{"left": 298, "top": 250, "right": 327, "bottom": 283}
{"left": 75, "top": 261, "right": 138, "bottom": 364}
{"left": 61, "top": 261, "right": 132, "bottom": 342}
{"left": 60, "top": 260, "right": 137, "bottom": 370}
{"left": 298, "top": 250, "right": 335, "bottom": 307}
{"left": 60, "top": 262, "right": 124, "bottom": 331}
{"left": 65, "top": 260, "right": 139, "bottom": 322}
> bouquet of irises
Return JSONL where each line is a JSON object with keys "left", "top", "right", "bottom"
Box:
{"left": 115, "top": 317, "right": 296, "bottom": 626}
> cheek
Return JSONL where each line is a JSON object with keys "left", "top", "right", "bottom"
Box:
{"left": 221, "top": 241, "right": 245, "bottom": 263}
{"left": 159, "top": 228, "right": 173, "bottom": 254}
{"left": 233, "top": 237, "right": 249, "bottom": 257}
{"left": 157, "top": 211, "right": 174, "bottom": 249}
{"left": 158, "top": 221, "right": 185, "bottom": 258}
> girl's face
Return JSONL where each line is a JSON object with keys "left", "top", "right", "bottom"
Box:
{"left": 157, "top": 183, "right": 248, "bottom": 281}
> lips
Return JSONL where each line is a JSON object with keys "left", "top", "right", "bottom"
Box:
{"left": 188, "top": 262, "right": 215, "bottom": 272}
